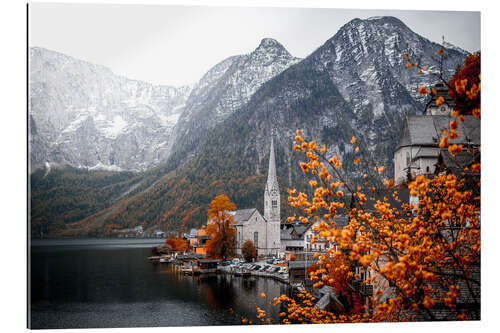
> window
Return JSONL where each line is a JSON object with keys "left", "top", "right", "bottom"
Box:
{"left": 356, "top": 267, "right": 369, "bottom": 281}
{"left": 272, "top": 200, "right": 277, "bottom": 208}
{"left": 406, "top": 152, "right": 410, "bottom": 166}
{"left": 426, "top": 166, "right": 430, "bottom": 173}
{"left": 254, "top": 232, "right": 258, "bottom": 247}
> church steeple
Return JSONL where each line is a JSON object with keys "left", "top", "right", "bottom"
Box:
{"left": 266, "top": 132, "right": 278, "bottom": 192}
{"left": 264, "top": 130, "right": 280, "bottom": 222}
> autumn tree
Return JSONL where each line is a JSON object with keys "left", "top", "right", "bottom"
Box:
{"left": 165, "top": 236, "right": 188, "bottom": 252}
{"left": 448, "top": 52, "right": 481, "bottom": 115}
{"left": 266, "top": 47, "right": 480, "bottom": 324}
{"left": 205, "top": 194, "right": 237, "bottom": 259}
{"left": 242, "top": 240, "right": 257, "bottom": 262}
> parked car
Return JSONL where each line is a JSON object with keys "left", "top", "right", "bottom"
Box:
{"left": 252, "top": 265, "right": 261, "bottom": 271}
{"left": 266, "top": 259, "right": 275, "bottom": 264}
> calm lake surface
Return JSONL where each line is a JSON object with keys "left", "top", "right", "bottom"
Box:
{"left": 29, "top": 239, "right": 291, "bottom": 329}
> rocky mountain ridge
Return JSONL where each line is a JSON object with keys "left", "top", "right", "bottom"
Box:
{"left": 168, "top": 38, "right": 301, "bottom": 162}
{"left": 30, "top": 16, "right": 472, "bottom": 236}
{"left": 29, "top": 47, "right": 191, "bottom": 171}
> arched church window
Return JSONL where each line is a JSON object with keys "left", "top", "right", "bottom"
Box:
{"left": 254, "top": 232, "right": 258, "bottom": 247}
{"left": 272, "top": 200, "right": 277, "bottom": 208}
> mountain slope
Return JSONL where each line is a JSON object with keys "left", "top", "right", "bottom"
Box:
{"left": 168, "top": 38, "right": 301, "bottom": 163}
{"left": 36, "top": 17, "right": 470, "bottom": 236}
{"left": 29, "top": 47, "right": 191, "bottom": 171}
{"left": 308, "top": 16, "right": 467, "bottom": 164}
{"left": 30, "top": 166, "right": 140, "bottom": 237}
{"left": 66, "top": 42, "right": 359, "bottom": 234}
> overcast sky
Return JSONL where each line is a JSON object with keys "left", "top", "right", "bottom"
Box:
{"left": 29, "top": 3, "right": 480, "bottom": 87}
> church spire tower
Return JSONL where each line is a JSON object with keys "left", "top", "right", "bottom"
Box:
{"left": 264, "top": 130, "right": 280, "bottom": 223}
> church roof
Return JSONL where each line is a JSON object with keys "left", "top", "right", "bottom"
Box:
{"left": 397, "top": 115, "right": 480, "bottom": 150}
{"left": 232, "top": 208, "right": 258, "bottom": 226}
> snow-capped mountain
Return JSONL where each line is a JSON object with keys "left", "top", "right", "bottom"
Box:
{"left": 176, "top": 16, "right": 469, "bottom": 184}
{"left": 29, "top": 47, "right": 191, "bottom": 171}
{"left": 31, "top": 16, "right": 474, "bottom": 236}
{"left": 307, "top": 17, "right": 467, "bottom": 156}
{"left": 168, "top": 38, "right": 301, "bottom": 161}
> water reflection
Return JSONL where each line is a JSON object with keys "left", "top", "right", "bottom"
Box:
{"left": 30, "top": 241, "right": 291, "bottom": 329}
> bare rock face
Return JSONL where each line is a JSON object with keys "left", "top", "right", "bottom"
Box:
{"left": 200, "top": 16, "right": 468, "bottom": 176}
{"left": 29, "top": 47, "right": 191, "bottom": 172}
{"left": 309, "top": 16, "right": 467, "bottom": 158}
{"left": 29, "top": 16, "right": 472, "bottom": 235}
{"left": 167, "top": 17, "right": 467, "bottom": 181}
{"left": 168, "top": 38, "right": 301, "bottom": 162}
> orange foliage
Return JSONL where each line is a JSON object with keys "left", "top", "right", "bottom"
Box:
{"left": 448, "top": 52, "right": 481, "bottom": 115}
{"left": 204, "top": 194, "right": 237, "bottom": 259}
{"left": 165, "top": 236, "right": 188, "bottom": 252}
{"left": 274, "top": 51, "right": 480, "bottom": 324}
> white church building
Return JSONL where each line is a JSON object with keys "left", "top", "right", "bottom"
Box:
{"left": 233, "top": 134, "right": 281, "bottom": 257}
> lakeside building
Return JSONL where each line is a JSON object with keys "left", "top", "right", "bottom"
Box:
{"left": 191, "top": 227, "right": 211, "bottom": 255}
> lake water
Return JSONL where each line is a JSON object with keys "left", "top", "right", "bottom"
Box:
{"left": 29, "top": 239, "right": 291, "bottom": 329}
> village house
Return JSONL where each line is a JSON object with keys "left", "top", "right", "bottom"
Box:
{"left": 191, "top": 227, "right": 210, "bottom": 255}
{"left": 303, "top": 216, "right": 348, "bottom": 253}
{"left": 394, "top": 83, "right": 480, "bottom": 186}
{"left": 280, "top": 221, "right": 307, "bottom": 253}
{"left": 382, "top": 82, "right": 480, "bottom": 319}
